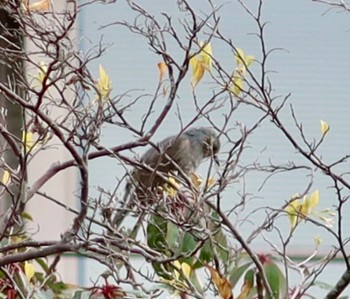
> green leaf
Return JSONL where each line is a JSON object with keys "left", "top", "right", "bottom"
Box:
{"left": 181, "top": 232, "right": 197, "bottom": 254}
{"left": 147, "top": 216, "right": 181, "bottom": 279}
{"left": 147, "top": 215, "right": 168, "bottom": 252}
{"left": 244, "top": 269, "right": 255, "bottom": 285}
{"left": 34, "top": 272, "right": 44, "bottom": 283}
{"left": 189, "top": 270, "right": 204, "bottom": 294}
{"left": 313, "top": 280, "right": 334, "bottom": 290}
{"left": 166, "top": 221, "right": 179, "bottom": 248}
{"left": 213, "top": 229, "right": 229, "bottom": 262}
{"left": 198, "top": 240, "right": 213, "bottom": 265}
{"left": 48, "top": 281, "right": 68, "bottom": 294}
{"left": 264, "top": 261, "right": 286, "bottom": 299}
{"left": 237, "top": 269, "right": 255, "bottom": 299}
{"left": 21, "top": 211, "right": 33, "bottom": 221}
{"left": 229, "top": 263, "right": 253, "bottom": 286}
{"left": 36, "top": 257, "right": 50, "bottom": 273}
{"left": 73, "top": 290, "right": 83, "bottom": 299}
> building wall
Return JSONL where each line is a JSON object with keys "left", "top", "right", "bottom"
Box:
{"left": 26, "top": 0, "right": 79, "bottom": 284}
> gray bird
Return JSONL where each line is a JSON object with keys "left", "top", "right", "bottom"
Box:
{"left": 112, "top": 127, "right": 220, "bottom": 229}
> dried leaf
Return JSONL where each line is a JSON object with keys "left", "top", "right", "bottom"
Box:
{"left": 206, "top": 177, "right": 217, "bottom": 188}
{"left": 157, "top": 61, "right": 167, "bottom": 82}
{"left": 237, "top": 279, "right": 253, "bottom": 299}
{"left": 207, "top": 265, "right": 232, "bottom": 299}
{"left": 191, "top": 173, "right": 203, "bottom": 188}
{"left": 28, "top": 0, "right": 50, "bottom": 12}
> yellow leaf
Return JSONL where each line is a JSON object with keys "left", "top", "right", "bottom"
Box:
{"left": 190, "top": 173, "right": 203, "bottom": 188}
{"left": 285, "top": 190, "right": 322, "bottom": 229}
{"left": 181, "top": 263, "right": 191, "bottom": 278}
{"left": 190, "top": 41, "right": 213, "bottom": 88}
{"left": 24, "top": 262, "right": 35, "bottom": 281}
{"left": 163, "top": 174, "right": 180, "bottom": 198}
{"left": 235, "top": 48, "right": 245, "bottom": 66}
{"left": 206, "top": 177, "right": 216, "bottom": 188}
{"left": 235, "top": 48, "right": 254, "bottom": 68}
{"left": 38, "top": 61, "right": 47, "bottom": 84}
{"left": 285, "top": 199, "right": 302, "bottom": 229}
{"left": 303, "top": 190, "right": 319, "bottom": 215}
{"left": 28, "top": 0, "right": 50, "bottom": 12}
{"left": 190, "top": 56, "right": 205, "bottom": 88}
{"left": 190, "top": 173, "right": 216, "bottom": 189}
{"left": 319, "top": 216, "right": 334, "bottom": 228}
{"left": 207, "top": 265, "right": 232, "bottom": 299}
{"left": 231, "top": 48, "right": 254, "bottom": 96}
{"left": 314, "top": 235, "right": 322, "bottom": 247}
{"left": 232, "top": 75, "right": 244, "bottom": 96}
{"left": 309, "top": 190, "right": 320, "bottom": 210}
{"left": 157, "top": 61, "right": 167, "bottom": 82}
{"left": 320, "top": 120, "right": 330, "bottom": 135}
{"left": 1, "top": 170, "right": 11, "bottom": 185}
{"left": 22, "top": 131, "right": 35, "bottom": 152}
{"left": 96, "top": 65, "right": 112, "bottom": 102}
{"left": 245, "top": 55, "right": 255, "bottom": 67}
{"left": 199, "top": 41, "right": 212, "bottom": 70}
{"left": 172, "top": 260, "right": 181, "bottom": 279}
{"left": 173, "top": 261, "right": 191, "bottom": 280}
{"left": 160, "top": 261, "right": 191, "bottom": 295}
{"left": 11, "top": 236, "right": 25, "bottom": 244}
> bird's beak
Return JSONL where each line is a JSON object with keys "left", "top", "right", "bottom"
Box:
{"left": 213, "top": 155, "right": 220, "bottom": 166}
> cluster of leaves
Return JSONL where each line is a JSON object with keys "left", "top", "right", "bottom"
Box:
{"left": 144, "top": 172, "right": 289, "bottom": 298}
{"left": 285, "top": 190, "right": 335, "bottom": 229}
{"left": 0, "top": 242, "right": 67, "bottom": 298}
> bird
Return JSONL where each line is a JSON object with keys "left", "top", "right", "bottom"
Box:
{"left": 112, "top": 127, "right": 220, "bottom": 229}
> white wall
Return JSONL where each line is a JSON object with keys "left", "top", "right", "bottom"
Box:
{"left": 26, "top": 0, "right": 79, "bottom": 284}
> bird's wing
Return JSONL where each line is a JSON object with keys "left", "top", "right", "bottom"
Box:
{"left": 164, "top": 135, "right": 194, "bottom": 173}
{"left": 141, "top": 136, "right": 174, "bottom": 167}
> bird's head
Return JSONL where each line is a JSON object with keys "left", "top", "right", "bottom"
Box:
{"left": 186, "top": 127, "right": 221, "bottom": 165}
